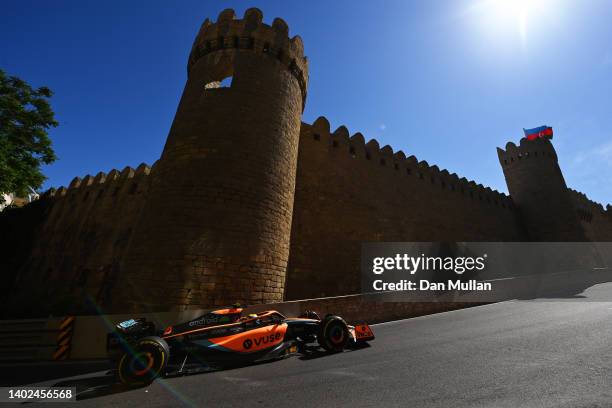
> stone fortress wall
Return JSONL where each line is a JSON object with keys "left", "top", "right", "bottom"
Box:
{"left": 1, "top": 8, "right": 611, "bottom": 316}
{"left": 1, "top": 165, "right": 151, "bottom": 315}
{"left": 286, "top": 118, "right": 525, "bottom": 299}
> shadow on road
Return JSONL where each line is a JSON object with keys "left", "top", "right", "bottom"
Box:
{"left": 41, "top": 345, "right": 372, "bottom": 401}
{"left": 53, "top": 372, "right": 146, "bottom": 401}
{"left": 298, "top": 343, "right": 371, "bottom": 361}
{"left": 0, "top": 360, "right": 112, "bottom": 387}
{"left": 515, "top": 272, "right": 611, "bottom": 301}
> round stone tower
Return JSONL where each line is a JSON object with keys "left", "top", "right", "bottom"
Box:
{"left": 115, "top": 8, "right": 308, "bottom": 311}
{"left": 497, "top": 137, "right": 586, "bottom": 241}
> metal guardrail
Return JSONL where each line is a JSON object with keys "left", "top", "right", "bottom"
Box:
{"left": 0, "top": 317, "right": 72, "bottom": 363}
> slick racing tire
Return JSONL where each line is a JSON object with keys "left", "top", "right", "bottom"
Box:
{"left": 118, "top": 336, "right": 169, "bottom": 386}
{"left": 318, "top": 315, "right": 349, "bottom": 352}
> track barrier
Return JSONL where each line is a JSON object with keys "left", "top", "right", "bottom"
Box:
{"left": 0, "top": 268, "right": 609, "bottom": 362}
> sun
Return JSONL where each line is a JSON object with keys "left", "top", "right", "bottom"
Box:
{"left": 493, "top": 0, "right": 533, "bottom": 43}
{"left": 470, "top": 0, "right": 555, "bottom": 47}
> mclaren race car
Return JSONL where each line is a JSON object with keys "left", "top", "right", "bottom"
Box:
{"left": 107, "top": 306, "right": 375, "bottom": 385}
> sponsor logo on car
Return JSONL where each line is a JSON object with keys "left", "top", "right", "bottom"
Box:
{"left": 188, "top": 315, "right": 230, "bottom": 327}
{"left": 242, "top": 332, "right": 282, "bottom": 350}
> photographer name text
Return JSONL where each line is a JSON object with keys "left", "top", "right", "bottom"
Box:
{"left": 372, "top": 279, "right": 491, "bottom": 291}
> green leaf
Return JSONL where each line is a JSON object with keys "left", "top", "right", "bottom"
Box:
{"left": 0, "top": 69, "right": 58, "bottom": 202}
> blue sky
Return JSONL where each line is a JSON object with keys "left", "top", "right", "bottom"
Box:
{"left": 1, "top": 0, "right": 611, "bottom": 206}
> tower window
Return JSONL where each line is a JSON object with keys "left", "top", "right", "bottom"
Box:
{"left": 313, "top": 134, "right": 320, "bottom": 141}
{"left": 233, "top": 36, "right": 240, "bottom": 48}
{"left": 203, "top": 60, "right": 234, "bottom": 90}
{"left": 332, "top": 140, "right": 338, "bottom": 147}
{"left": 365, "top": 152, "right": 371, "bottom": 160}
{"left": 349, "top": 146, "right": 356, "bottom": 155}
{"left": 263, "top": 42, "right": 270, "bottom": 53}
{"left": 406, "top": 168, "right": 412, "bottom": 175}
{"left": 380, "top": 159, "right": 386, "bottom": 166}
{"left": 394, "top": 163, "right": 399, "bottom": 170}
{"left": 248, "top": 37, "right": 255, "bottom": 49}
{"left": 217, "top": 36, "right": 225, "bottom": 49}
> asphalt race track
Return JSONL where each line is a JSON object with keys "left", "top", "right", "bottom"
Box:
{"left": 16, "top": 283, "right": 612, "bottom": 407}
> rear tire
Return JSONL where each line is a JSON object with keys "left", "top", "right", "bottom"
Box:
{"left": 318, "top": 315, "right": 349, "bottom": 352}
{"left": 118, "top": 336, "right": 169, "bottom": 386}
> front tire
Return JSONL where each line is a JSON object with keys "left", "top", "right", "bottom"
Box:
{"left": 318, "top": 315, "right": 349, "bottom": 352}
{"left": 118, "top": 336, "right": 169, "bottom": 386}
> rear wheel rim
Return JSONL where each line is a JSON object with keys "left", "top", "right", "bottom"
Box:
{"left": 131, "top": 352, "right": 154, "bottom": 376}
{"left": 330, "top": 325, "right": 345, "bottom": 345}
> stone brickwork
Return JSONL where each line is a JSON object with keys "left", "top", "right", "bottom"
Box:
{"left": 497, "top": 138, "right": 587, "bottom": 241}
{"left": 1, "top": 164, "right": 151, "bottom": 316}
{"left": 111, "top": 8, "right": 308, "bottom": 312}
{"left": 1, "top": 8, "right": 611, "bottom": 317}
{"left": 285, "top": 118, "right": 524, "bottom": 299}
{"left": 567, "top": 188, "right": 612, "bottom": 242}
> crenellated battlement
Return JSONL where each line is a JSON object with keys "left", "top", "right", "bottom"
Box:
{"left": 496, "top": 137, "right": 557, "bottom": 166}
{"left": 302, "top": 116, "right": 515, "bottom": 209}
{"left": 566, "top": 188, "right": 612, "bottom": 240}
{"left": 43, "top": 163, "right": 152, "bottom": 200}
{"left": 568, "top": 188, "right": 608, "bottom": 214}
{"left": 496, "top": 135, "right": 594, "bottom": 241}
{"left": 187, "top": 8, "right": 308, "bottom": 106}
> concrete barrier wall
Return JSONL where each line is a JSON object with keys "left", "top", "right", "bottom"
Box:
{"left": 70, "top": 267, "right": 612, "bottom": 360}
{"left": 0, "top": 318, "right": 64, "bottom": 362}
{"left": 2, "top": 267, "right": 610, "bottom": 361}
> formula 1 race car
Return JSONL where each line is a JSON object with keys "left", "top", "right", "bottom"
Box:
{"left": 107, "top": 305, "right": 375, "bottom": 385}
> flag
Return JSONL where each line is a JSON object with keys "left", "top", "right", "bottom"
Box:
{"left": 523, "top": 126, "right": 553, "bottom": 141}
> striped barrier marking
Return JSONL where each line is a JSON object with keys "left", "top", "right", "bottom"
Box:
{"left": 53, "top": 316, "right": 75, "bottom": 361}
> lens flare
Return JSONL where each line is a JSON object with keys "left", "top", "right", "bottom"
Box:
{"left": 465, "top": 0, "right": 558, "bottom": 50}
